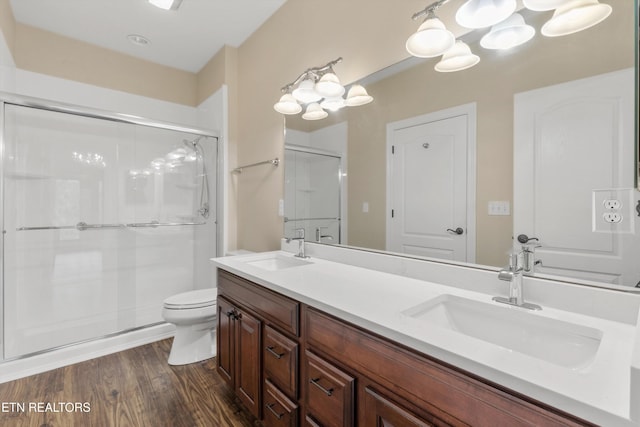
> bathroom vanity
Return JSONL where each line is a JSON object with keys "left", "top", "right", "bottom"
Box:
{"left": 212, "top": 247, "right": 640, "bottom": 427}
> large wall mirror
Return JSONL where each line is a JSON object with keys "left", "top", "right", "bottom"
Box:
{"left": 285, "top": 1, "right": 640, "bottom": 290}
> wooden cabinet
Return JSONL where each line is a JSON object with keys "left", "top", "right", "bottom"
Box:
{"left": 217, "top": 270, "right": 301, "bottom": 425}
{"left": 216, "top": 295, "right": 262, "bottom": 418}
{"left": 304, "top": 350, "right": 355, "bottom": 427}
{"left": 217, "top": 268, "right": 594, "bottom": 427}
{"left": 362, "top": 387, "right": 441, "bottom": 427}
{"left": 264, "top": 379, "right": 299, "bottom": 427}
{"left": 264, "top": 325, "right": 299, "bottom": 400}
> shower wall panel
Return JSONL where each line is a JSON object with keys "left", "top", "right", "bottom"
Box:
{"left": 2, "top": 104, "right": 216, "bottom": 359}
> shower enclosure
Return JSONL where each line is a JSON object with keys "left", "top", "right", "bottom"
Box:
{"left": 0, "top": 94, "right": 218, "bottom": 360}
{"left": 284, "top": 145, "right": 342, "bottom": 243}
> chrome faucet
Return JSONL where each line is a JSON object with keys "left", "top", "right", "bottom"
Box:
{"left": 315, "top": 226, "right": 333, "bottom": 243}
{"left": 286, "top": 228, "right": 308, "bottom": 258}
{"left": 493, "top": 250, "right": 541, "bottom": 310}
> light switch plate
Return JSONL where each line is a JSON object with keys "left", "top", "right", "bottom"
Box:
{"left": 488, "top": 201, "right": 510, "bottom": 216}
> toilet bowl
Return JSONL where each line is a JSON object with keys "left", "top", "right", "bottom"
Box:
{"left": 162, "top": 288, "right": 217, "bottom": 366}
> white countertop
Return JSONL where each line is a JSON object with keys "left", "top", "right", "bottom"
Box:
{"left": 211, "top": 250, "right": 640, "bottom": 427}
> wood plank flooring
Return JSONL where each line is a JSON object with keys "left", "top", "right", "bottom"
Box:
{"left": 0, "top": 339, "right": 257, "bottom": 427}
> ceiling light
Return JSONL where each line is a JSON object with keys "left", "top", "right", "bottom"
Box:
{"left": 148, "top": 0, "right": 183, "bottom": 10}
{"left": 480, "top": 13, "right": 535, "bottom": 49}
{"left": 456, "top": 0, "right": 517, "bottom": 29}
{"left": 406, "top": 13, "right": 456, "bottom": 58}
{"left": 522, "top": 0, "right": 567, "bottom": 11}
{"left": 345, "top": 85, "right": 373, "bottom": 107}
{"left": 302, "top": 103, "right": 328, "bottom": 121}
{"left": 435, "top": 41, "right": 480, "bottom": 72}
{"left": 541, "top": 0, "right": 612, "bottom": 37}
{"left": 274, "top": 94, "right": 303, "bottom": 115}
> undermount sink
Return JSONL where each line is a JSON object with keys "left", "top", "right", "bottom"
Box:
{"left": 244, "top": 253, "right": 312, "bottom": 271}
{"left": 402, "top": 294, "right": 603, "bottom": 370}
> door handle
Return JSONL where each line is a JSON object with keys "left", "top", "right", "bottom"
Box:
{"left": 446, "top": 227, "right": 464, "bottom": 235}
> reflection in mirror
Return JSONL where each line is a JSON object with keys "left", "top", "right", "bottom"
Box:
{"left": 285, "top": 3, "right": 640, "bottom": 289}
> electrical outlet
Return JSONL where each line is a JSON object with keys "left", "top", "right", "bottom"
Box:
{"left": 603, "top": 199, "right": 621, "bottom": 210}
{"left": 603, "top": 212, "right": 622, "bottom": 223}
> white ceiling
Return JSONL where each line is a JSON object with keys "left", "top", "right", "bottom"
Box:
{"left": 9, "top": 0, "right": 287, "bottom": 73}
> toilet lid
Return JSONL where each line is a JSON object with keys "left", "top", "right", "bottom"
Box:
{"left": 164, "top": 289, "right": 217, "bottom": 309}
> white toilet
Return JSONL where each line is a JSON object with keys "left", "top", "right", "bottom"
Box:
{"left": 162, "top": 288, "right": 217, "bottom": 366}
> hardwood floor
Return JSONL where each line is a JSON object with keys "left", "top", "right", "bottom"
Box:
{"left": 0, "top": 339, "right": 257, "bottom": 427}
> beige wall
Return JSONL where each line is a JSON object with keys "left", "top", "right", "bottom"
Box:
{"left": 239, "top": 1, "right": 635, "bottom": 264}
{"left": 235, "top": 0, "right": 438, "bottom": 251}
{"left": 0, "top": 0, "right": 15, "bottom": 58}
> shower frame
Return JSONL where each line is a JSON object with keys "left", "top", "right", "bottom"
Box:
{"left": 0, "top": 92, "right": 220, "bottom": 362}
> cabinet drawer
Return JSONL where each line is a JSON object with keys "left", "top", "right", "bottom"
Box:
{"left": 264, "top": 325, "right": 299, "bottom": 399}
{"left": 218, "top": 270, "right": 299, "bottom": 336}
{"left": 264, "top": 380, "right": 299, "bottom": 427}
{"left": 363, "top": 387, "right": 443, "bottom": 427}
{"left": 305, "top": 350, "right": 354, "bottom": 427}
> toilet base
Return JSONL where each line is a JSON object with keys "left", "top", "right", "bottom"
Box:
{"left": 167, "top": 322, "right": 217, "bottom": 366}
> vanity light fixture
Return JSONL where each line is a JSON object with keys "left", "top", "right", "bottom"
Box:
{"left": 148, "top": 0, "right": 183, "bottom": 10}
{"left": 435, "top": 40, "right": 480, "bottom": 72}
{"left": 456, "top": 0, "right": 517, "bottom": 29}
{"left": 406, "top": 0, "right": 456, "bottom": 58}
{"left": 302, "top": 103, "right": 328, "bottom": 120}
{"left": 521, "top": 0, "right": 567, "bottom": 11}
{"left": 480, "top": 13, "right": 535, "bottom": 50}
{"left": 541, "top": 0, "right": 612, "bottom": 37}
{"left": 274, "top": 57, "right": 373, "bottom": 120}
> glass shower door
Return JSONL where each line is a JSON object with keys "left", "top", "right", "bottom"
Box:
{"left": 2, "top": 104, "right": 216, "bottom": 359}
{"left": 284, "top": 147, "right": 341, "bottom": 244}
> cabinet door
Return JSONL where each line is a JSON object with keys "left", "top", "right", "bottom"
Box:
{"left": 235, "top": 308, "right": 262, "bottom": 418}
{"left": 264, "top": 325, "right": 299, "bottom": 400}
{"left": 305, "top": 350, "right": 354, "bottom": 427}
{"left": 362, "top": 387, "right": 442, "bottom": 427}
{"left": 216, "top": 296, "right": 235, "bottom": 385}
{"left": 264, "top": 379, "right": 299, "bottom": 427}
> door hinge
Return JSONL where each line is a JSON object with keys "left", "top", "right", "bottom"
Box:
{"left": 391, "top": 209, "right": 395, "bottom": 218}
{"left": 391, "top": 145, "right": 395, "bottom": 154}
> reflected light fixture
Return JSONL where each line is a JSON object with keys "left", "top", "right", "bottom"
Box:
{"left": 480, "top": 13, "right": 535, "bottom": 50}
{"left": 406, "top": 1, "right": 455, "bottom": 58}
{"left": 456, "top": 0, "right": 517, "bottom": 29}
{"left": 522, "top": 0, "right": 567, "bottom": 11}
{"left": 541, "top": 0, "right": 612, "bottom": 37}
{"left": 274, "top": 58, "right": 373, "bottom": 120}
{"left": 302, "top": 103, "right": 328, "bottom": 121}
{"left": 435, "top": 41, "right": 480, "bottom": 72}
{"left": 148, "top": 0, "right": 183, "bottom": 10}
{"left": 344, "top": 85, "right": 373, "bottom": 107}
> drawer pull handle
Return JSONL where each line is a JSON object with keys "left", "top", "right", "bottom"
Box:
{"left": 310, "top": 377, "right": 334, "bottom": 396}
{"left": 266, "top": 346, "right": 284, "bottom": 359}
{"left": 266, "top": 403, "right": 284, "bottom": 420}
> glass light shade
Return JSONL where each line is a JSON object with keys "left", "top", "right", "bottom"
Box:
{"left": 302, "top": 103, "right": 328, "bottom": 120}
{"left": 522, "top": 0, "right": 567, "bottom": 11}
{"left": 541, "top": 0, "right": 612, "bottom": 37}
{"left": 320, "top": 97, "right": 346, "bottom": 112}
{"left": 480, "top": 13, "right": 535, "bottom": 50}
{"left": 406, "top": 17, "right": 455, "bottom": 58}
{"left": 315, "top": 73, "right": 345, "bottom": 98}
{"left": 292, "top": 79, "right": 322, "bottom": 103}
{"left": 274, "top": 94, "right": 302, "bottom": 115}
{"left": 435, "top": 41, "right": 480, "bottom": 72}
{"left": 456, "top": 0, "right": 517, "bottom": 29}
{"left": 148, "top": 0, "right": 182, "bottom": 10}
{"left": 345, "top": 85, "right": 373, "bottom": 107}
